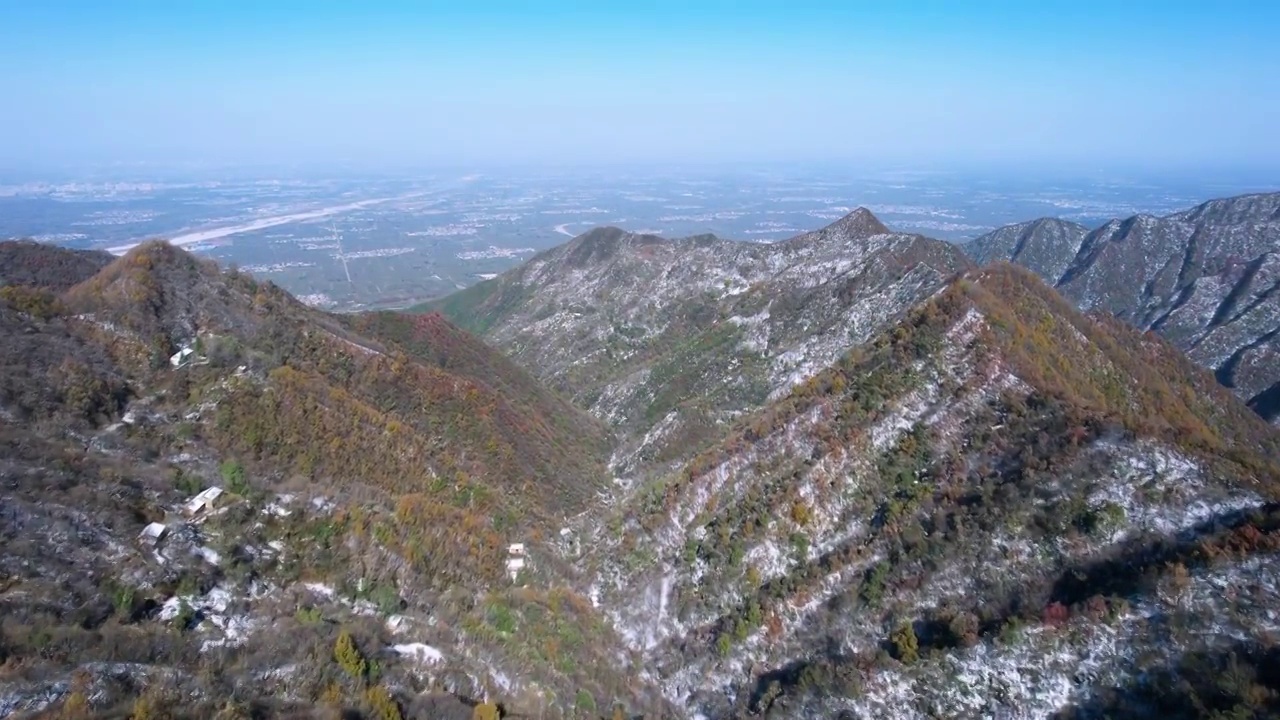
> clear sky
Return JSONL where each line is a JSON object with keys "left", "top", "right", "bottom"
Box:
{"left": 1, "top": 0, "right": 1277, "bottom": 171}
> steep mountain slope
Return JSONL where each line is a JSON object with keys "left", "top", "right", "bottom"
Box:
{"left": 342, "top": 310, "right": 611, "bottom": 465}
{"left": 565, "top": 263, "right": 1280, "bottom": 719}
{"left": 0, "top": 243, "right": 669, "bottom": 719}
{"left": 967, "top": 192, "right": 1280, "bottom": 422}
{"left": 428, "top": 209, "right": 972, "bottom": 477}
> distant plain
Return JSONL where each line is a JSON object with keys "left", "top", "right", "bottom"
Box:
{"left": 2, "top": 165, "right": 1273, "bottom": 311}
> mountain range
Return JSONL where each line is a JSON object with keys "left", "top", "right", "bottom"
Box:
{"left": 426, "top": 209, "right": 970, "bottom": 479}
{"left": 2, "top": 192, "right": 1280, "bottom": 720}
{"left": 968, "top": 192, "right": 1280, "bottom": 423}
{"left": 425, "top": 200, "right": 1280, "bottom": 719}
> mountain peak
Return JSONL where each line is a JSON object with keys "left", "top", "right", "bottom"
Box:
{"left": 562, "top": 226, "right": 667, "bottom": 267}
{"left": 967, "top": 216, "right": 1090, "bottom": 285}
{"left": 63, "top": 240, "right": 256, "bottom": 347}
{"left": 1030, "top": 216, "right": 1086, "bottom": 232}
{"left": 573, "top": 225, "right": 629, "bottom": 244}
{"left": 780, "top": 206, "right": 891, "bottom": 249}
{"left": 70, "top": 240, "right": 214, "bottom": 298}
{"left": 827, "top": 206, "right": 889, "bottom": 238}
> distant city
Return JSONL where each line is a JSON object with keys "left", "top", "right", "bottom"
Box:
{"left": 1, "top": 166, "right": 1275, "bottom": 311}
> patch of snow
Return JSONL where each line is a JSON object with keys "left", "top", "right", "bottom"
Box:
{"left": 869, "top": 377, "right": 938, "bottom": 451}
{"left": 303, "top": 582, "right": 336, "bottom": 599}
{"left": 728, "top": 306, "right": 772, "bottom": 353}
{"left": 1085, "top": 440, "right": 1262, "bottom": 542}
{"left": 393, "top": 643, "right": 445, "bottom": 664}
{"left": 194, "top": 546, "right": 221, "bottom": 565}
{"left": 158, "top": 596, "right": 183, "bottom": 621}
{"left": 351, "top": 599, "right": 379, "bottom": 617}
{"left": 743, "top": 539, "right": 790, "bottom": 584}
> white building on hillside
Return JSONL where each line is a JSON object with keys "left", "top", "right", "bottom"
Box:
{"left": 506, "top": 543, "right": 527, "bottom": 581}
{"left": 170, "top": 346, "right": 195, "bottom": 368}
{"left": 185, "top": 486, "right": 224, "bottom": 517}
{"left": 138, "top": 522, "right": 168, "bottom": 545}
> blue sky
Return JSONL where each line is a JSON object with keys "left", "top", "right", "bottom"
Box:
{"left": 0, "top": 1, "right": 1277, "bottom": 170}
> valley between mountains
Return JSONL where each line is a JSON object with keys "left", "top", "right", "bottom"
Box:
{"left": 3, "top": 194, "right": 1280, "bottom": 720}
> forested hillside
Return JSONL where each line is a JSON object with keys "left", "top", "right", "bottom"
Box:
{"left": 0, "top": 242, "right": 660, "bottom": 719}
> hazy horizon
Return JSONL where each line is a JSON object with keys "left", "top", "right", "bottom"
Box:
{"left": 2, "top": 1, "right": 1278, "bottom": 171}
